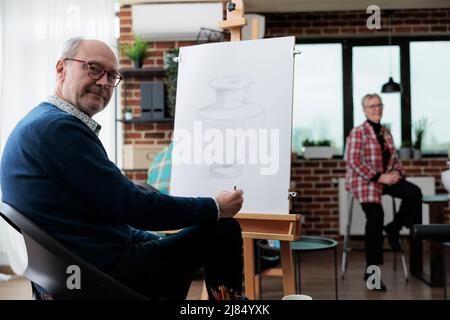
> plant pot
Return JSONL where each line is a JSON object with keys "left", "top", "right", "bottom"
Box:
{"left": 124, "top": 112, "right": 133, "bottom": 120}
{"left": 133, "top": 57, "right": 144, "bottom": 69}
{"left": 303, "top": 146, "right": 334, "bottom": 159}
{"left": 399, "top": 147, "right": 412, "bottom": 160}
{"left": 412, "top": 149, "right": 422, "bottom": 160}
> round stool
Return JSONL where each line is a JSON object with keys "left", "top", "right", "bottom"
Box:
{"left": 291, "top": 235, "right": 338, "bottom": 300}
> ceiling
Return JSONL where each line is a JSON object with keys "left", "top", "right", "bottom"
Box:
{"left": 121, "top": 0, "right": 450, "bottom": 12}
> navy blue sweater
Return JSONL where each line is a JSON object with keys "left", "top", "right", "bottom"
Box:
{"left": 0, "top": 102, "right": 217, "bottom": 272}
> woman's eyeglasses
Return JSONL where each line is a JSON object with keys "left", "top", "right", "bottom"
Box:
{"left": 365, "top": 104, "right": 384, "bottom": 110}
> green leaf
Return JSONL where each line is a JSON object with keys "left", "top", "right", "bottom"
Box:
{"left": 122, "top": 34, "right": 149, "bottom": 62}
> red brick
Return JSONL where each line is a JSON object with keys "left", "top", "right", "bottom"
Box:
{"left": 119, "top": 10, "right": 131, "bottom": 18}
{"left": 155, "top": 123, "right": 174, "bottom": 130}
{"left": 134, "top": 124, "right": 154, "bottom": 131}
{"left": 394, "top": 26, "right": 412, "bottom": 33}
{"left": 322, "top": 162, "right": 338, "bottom": 168}
{"left": 313, "top": 169, "right": 330, "bottom": 174}
{"left": 341, "top": 27, "right": 357, "bottom": 33}
{"left": 304, "top": 176, "right": 321, "bottom": 182}
{"left": 304, "top": 162, "right": 320, "bottom": 167}
{"left": 126, "top": 133, "right": 142, "bottom": 139}
{"left": 431, "top": 26, "right": 447, "bottom": 32}
{"left": 144, "top": 132, "right": 165, "bottom": 139}
{"left": 305, "top": 28, "right": 322, "bottom": 34}
{"left": 430, "top": 160, "right": 447, "bottom": 167}
{"left": 413, "top": 26, "right": 430, "bottom": 32}
{"left": 156, "top": 140, "right": 172, "bottom": 144}
{"left": 293, "top": 22, "right": 311, "bottom": 28}
{"left": 296, "top": 169, "right": 313, "bottom": 175}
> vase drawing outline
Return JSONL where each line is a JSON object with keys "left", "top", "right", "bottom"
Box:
{"left": 196, "top": 75, "right": 266, "bottom": 178}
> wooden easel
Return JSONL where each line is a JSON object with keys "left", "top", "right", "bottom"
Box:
{"left": 218, "top": 0, "right": 302, "bottom": 300}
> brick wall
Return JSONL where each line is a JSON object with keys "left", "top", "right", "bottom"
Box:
{"left": 119, "top": 5, "right": 450, "bottom": 232}
{"left": 264, "top": 8, "right": 450, "bottom": 38}
{"left": 292, "top": 158, "right": 450, "bottom": 239}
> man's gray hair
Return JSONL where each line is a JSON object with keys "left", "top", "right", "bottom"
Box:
{"left": 61, "top": 37, "right": 84, "bottom": 59}
{"left": 361, "top": 93, "right": 382, "bottom": 108}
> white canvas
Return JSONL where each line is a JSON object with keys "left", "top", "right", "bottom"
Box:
{"left": 170, "top": 36, "right": 295, "bottom": 215}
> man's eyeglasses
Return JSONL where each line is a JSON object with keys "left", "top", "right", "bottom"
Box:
{"left": 365, "top": 104, "right": 384, "bottom": 110}
{"left": 64, "top": 58, "right": 123, "bottom": 87}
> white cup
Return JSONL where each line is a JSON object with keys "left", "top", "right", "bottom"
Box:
{"left": 282, "top": 294, "right": 313, "bottom": 300}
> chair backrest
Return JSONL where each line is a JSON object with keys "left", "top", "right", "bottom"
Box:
{"left": 0, "top": 201, "right": 147, "bottom": 300}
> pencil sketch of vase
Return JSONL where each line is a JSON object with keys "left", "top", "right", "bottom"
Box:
{"left": 196, "top": 75, "right": 266, "bottom": 178}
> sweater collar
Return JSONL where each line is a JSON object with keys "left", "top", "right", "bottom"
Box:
{"left": 44, "top": 96, "right": 101, "bottom": 136}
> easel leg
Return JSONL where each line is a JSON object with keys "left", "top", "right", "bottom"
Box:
{"left": 280, "top": 240, "right": 295, "bottom": 296}
{"left": 243, "top": 238, "right": 256, "bottom": 299}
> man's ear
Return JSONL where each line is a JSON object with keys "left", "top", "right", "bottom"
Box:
{"left": 55, "top": 59, "right": 65, "bottom": 83}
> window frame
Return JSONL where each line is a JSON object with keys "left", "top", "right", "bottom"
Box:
{"left": 295, "top": 35, "right": 450, "bottom": 158}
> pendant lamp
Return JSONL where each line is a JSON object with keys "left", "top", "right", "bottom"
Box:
{"left": 381, "top": 10, "right": 401, "bottom": 93}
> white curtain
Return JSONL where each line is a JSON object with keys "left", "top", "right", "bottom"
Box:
{"left": 0, "top": 0, "right": 117, "bottom": 274}
{"left": 0, "top": 0, "right": 117, "bottom": 158}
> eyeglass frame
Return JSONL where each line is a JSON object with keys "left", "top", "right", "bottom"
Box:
{"left": 64, "top": 58, "right": 123, "bottom": 87}
{"left": 364, "top": 103, "right": 384, "bottom": 110}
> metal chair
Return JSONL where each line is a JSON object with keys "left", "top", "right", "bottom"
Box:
{"left": 341, "top": 193, "right": 409, "bottom": 281}
{"left": 0, "top": 201, "right": 147, "bottom": 300}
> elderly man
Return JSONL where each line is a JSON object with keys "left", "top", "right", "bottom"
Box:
{"left": 0, "top": 38, "right": 244, "bottom": 300}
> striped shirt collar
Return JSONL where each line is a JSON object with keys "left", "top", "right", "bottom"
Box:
{"left": 44, "top": 95, "right": 101, "bottom": 136}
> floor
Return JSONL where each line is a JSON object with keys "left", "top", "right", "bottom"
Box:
{"left": 0, "top": 242, "right": 446, "bottom": 300}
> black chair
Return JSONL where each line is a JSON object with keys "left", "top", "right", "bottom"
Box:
{"left": 411, "top": 224, "right": 450, "bottom": 300}
{"left": 0, "top": 201, "right": 147, "bottom": 300}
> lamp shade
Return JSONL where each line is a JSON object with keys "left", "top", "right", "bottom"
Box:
{"left": 381, "top": 77, "right": 401, "bottom": 93}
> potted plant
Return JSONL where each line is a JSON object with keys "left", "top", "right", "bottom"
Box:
{"left": 399, "top": 140, "right": 412, "bottom": 160}
{"left": 302, "top": 139, "right": 334, "bottom": 159}
{"left": 124, "top": 107, "right": 133, "bottom": 120}
{"left": 164, "top": 48, "right": 179, "bottom": 118}
{"left": 412, "top": 117, "right": 428, "bottom": 160}
{"left": 122, "top": 34, "right": 149, "bottom": 69}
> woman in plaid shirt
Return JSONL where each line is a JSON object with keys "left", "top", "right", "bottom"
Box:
{"left": 345, "top": 93, "right": 422, "bottom": 291}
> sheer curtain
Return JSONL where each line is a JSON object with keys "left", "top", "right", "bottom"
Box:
{"left": 0, "top": 0, "right": 117, "bottom": 274}
{"left": 0, "top": 0, "right": 117, "bottom": 158}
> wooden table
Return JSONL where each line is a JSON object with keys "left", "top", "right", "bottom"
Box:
{"left": 411, "top": 194, "right": 450, "bottom": 287}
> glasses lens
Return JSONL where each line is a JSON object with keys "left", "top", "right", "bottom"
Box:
{"left": 108, "top": 74, "right": 122, "bottom": 87}
{"left": 88, "top": 64, "right": 104, "bottom": 79}
{"left": 88, "top": 63, "right": 121, "bottom": 87}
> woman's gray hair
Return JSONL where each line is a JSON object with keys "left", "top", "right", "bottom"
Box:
{"left": 361, "top": 93, "right": 382, "bottom": 108}
{"left": 60, "top": 37, "right": 84, "bottom": 59}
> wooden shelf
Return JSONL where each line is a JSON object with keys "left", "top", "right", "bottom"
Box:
{"left": 119, "top": 67, "right": 165, "bottom": 78}
{"left": 117, "top": 118, "right": 174, "bottom": 124}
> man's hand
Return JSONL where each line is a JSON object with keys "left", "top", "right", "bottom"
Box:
{"left": 215, "top": 189, "right": 244, "bottom": 219}
{"left": 378, "top": 173, "right": 401, "bottom": 185}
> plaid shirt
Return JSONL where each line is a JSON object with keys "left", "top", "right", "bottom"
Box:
{"left": 344, "top": 120, "right": 405, "bottom": 204}
{"left": 147, "top": 143, "right": 173, "bottom": 194}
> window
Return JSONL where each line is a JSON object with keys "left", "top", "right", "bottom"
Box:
{"left": 410, "top": 41, "right": 450, "bottom": 154}
{"left": 352, "top": 45, "right": 402, "bottom": 146}
{"left": 292, "top": 43, "right": 343, "bottom": 155}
